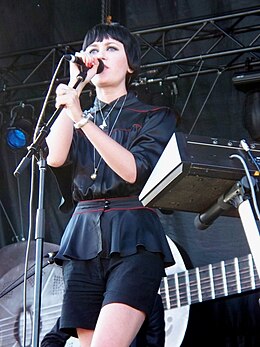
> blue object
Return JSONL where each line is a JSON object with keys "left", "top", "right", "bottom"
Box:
{"left": 6, "top": 128, "right": 27, "bottom": 149}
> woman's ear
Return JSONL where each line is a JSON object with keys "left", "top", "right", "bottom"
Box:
{"left": 127, "top": 67, "right": 134, "bottom": 74}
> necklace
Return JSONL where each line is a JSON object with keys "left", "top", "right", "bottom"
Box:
{"left": 90, "top": 94, "right": 127, "bottom": 180}
{"left": 98, "top": 97, "right": 119, "bottom": 130}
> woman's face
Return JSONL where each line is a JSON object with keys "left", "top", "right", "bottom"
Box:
{"left": 85, "top": 37, "right": 132, "bottom": 90}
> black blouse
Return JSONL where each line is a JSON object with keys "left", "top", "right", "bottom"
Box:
{"left": 50, "top": 92, "right": 176, "bottom": 267}
{"left": 52, "top": 91, "right": 176, "bottom": 212}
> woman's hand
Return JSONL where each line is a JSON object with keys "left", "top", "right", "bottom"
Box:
{"left": 68, "top": 51, "right": 101, "bottom": 91}
{"left": 55, "top": 84, "right": 83, "bottom": 123}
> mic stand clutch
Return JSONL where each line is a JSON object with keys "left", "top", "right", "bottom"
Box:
{"left": 194, "top": 182, "right": 240, "bottom": 230}
{"left": 13, "top": 70, "right": 88, "bottom": 347}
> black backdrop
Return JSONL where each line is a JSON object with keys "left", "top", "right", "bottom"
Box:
{"left": 1, "top": 1, "right": 260, "bottom": 346}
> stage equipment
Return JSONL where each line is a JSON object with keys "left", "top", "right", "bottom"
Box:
{"left": 243, "top": 90, "right": 260, "bottom": 142}
{"left": 232, "top": 70, "right": 260, "bottom": 93}
{"left": 139, "top": 132, "right": 260, "bottom": 214}
{"left": 140, "top": 132, "right": 260, "bottom": 278}
{"left": 6, "top": 103, "right": 35, "bottom": 149}
{"left": 233, "top": 68, "right": 260, "bottom": 141}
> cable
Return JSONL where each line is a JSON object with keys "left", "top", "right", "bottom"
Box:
{"left": 189, "top": 69, "right": 223, "bottom": 135}
{"left": 230, "top": 153, "right": 260, "bottom": 221}
{"left": 101, "top": 0, "right": 111, "bottom": 24}
{"left": 180, "top": 59, "right": 204, "bottom": 119}
{"left": 33, "top": 56, "right": 65, "bottom": 141}
{"left": 0, "top": 199, "right": 19, "bottom": 241}
{"left": 240, "top": 139, "right": 260, "bottom": 172}
{"left": 15, "top": 153, "right": 25, "bottom": 241}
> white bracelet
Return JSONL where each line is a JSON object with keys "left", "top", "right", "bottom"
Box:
{"left": 74, "top": 112, "right": 94, "bottom": 129}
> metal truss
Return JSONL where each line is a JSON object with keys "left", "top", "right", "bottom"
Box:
{"left": 134, "top": 6, "right": 260, "bottom": 85}
{"left": 0, "top": 6, "right": 260, "bottom": 111}
{"left": 0, "top": 42, "right": 83, "bottom": 109}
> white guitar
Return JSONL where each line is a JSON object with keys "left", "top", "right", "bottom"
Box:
{"left": 163, "top": 236, "right": 260, "bottom": 346}
{"left": 0, "top": 240, "right": 259, "bottom": 347}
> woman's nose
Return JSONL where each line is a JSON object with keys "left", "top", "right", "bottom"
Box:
{"left": 96, "top": 50, "right": 106, "bottom": 60}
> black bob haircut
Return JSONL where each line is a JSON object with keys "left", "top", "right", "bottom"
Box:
{"left": 82, "top": 23, "right": 141, "bottom": 79}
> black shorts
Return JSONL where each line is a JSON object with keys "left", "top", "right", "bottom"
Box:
{"left": 60, "top": 248, "right": 165, "bottom": 337}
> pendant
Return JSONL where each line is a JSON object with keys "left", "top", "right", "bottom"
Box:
{"left": 91, "top": 169, "right": 98, "bottom": 180}
{"left": 99, "top": 120, "right": 107, "bottom": 130}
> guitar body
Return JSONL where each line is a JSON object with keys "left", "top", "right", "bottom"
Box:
{"left": 164, "top": 236, "right": 190, "bottom": 347}
{"left": 0, "top": 241, "right": 81, "bottom": 347}
{"left": 0, "top": 239, "right": 188, "bottom": 347}
{"left": 0, "top": 242, "right": 62, "bottom": 346}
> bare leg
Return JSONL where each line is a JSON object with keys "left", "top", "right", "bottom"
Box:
{"left": 77, "top": 328, "right": 94, "bottom": 347}
{"left": 78, "top": 303, "right": 146, "bottom": 347}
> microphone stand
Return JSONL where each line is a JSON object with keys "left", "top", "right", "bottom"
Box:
{"left": 195, "top": 176, "right": 260, "bottom": 278}
{"left": 13, "top": 70, "right": 88, "bottom": 347}
{"left": 31, "top": 150, "right": 45, "bottom": 347}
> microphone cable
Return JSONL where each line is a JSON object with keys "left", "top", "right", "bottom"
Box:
{"left": 230, "top": 153, "right": 260, "bottom": 222}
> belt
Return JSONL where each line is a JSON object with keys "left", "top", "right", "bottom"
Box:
{"left": 74, "top": 196, "right": 153, "bottom": 214}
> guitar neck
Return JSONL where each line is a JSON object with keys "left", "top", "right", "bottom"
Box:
{"left": 160, "top": 254, "right": 260, "bottom": 310}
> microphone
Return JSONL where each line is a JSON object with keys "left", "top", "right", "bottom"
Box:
{"left": 194, "top": 193, "right": 233, "bottom": 230}
{"left": 64, "top": 54, "right": 104, "bottom": 74}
